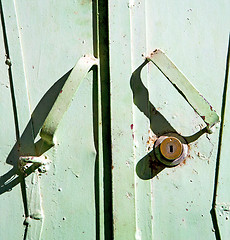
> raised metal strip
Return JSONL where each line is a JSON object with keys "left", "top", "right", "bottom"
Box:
{"left": 1, "top": 1, "right": 44, "bottom": 239}
{"left": 147, "top": 49, "right": 220, "bottom": 131}
{"left": 40, "top": 55, "right": 98, "bottom": 145}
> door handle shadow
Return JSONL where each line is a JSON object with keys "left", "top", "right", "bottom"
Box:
{"left": 0, "top": 70, "right": 71, "bottom": 194}
{"left": 130, "top": 60, "right": 207, "bottom": 180}
{"left": 136, "top": 150, "right": 165, "bottom": 180}
{"left": 130, "top": 60, "right": 177, "bottom": 136}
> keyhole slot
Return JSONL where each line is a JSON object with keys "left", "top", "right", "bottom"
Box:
{"left": 170, "top": 145, "right": 174, "bottom": 153}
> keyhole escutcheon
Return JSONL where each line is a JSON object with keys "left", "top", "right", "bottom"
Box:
{"left": 160, "top": 137, "right": 182, "bottom": 160}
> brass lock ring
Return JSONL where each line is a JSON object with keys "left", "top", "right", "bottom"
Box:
{"left": 154, "top": 133, "right": 188, "bottom": 167}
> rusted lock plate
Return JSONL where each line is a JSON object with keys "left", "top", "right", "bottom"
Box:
{"left": 154, "top": 133, "right": 188, "bottom": 167}
{"left": 160, "top": 137, "right": 182, "bottom": 160}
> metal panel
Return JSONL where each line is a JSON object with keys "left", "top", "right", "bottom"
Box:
{"left": 0, "top": 0, "right": 101, "bottom": 239}
{"left": 0, "top": 0, "right": 229, "bottom": 239}
{"left": 215, "top": 38, "right": 230, "bottom": 239}
{"left": 109, "top": 0, "right": 230, "bottom": 239}
{"left": 0, "top": 2, "right": 25, "bottom": 238}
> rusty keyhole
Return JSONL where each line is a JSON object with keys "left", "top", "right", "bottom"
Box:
{"left": 160, "top": 137, "right": 183, "bottom": 160}
{"left": 154, "top": 134, "right": 188, "bottom": 167}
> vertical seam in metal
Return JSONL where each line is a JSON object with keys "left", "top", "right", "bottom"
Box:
{"left": 144, "top": 1, "right": 155, "bottom": 239}
{"left": 211, "top": 34, "right": 230, "bottom": 240}
{"left": 129, "top": 1, "right": 138, "bottom": 236}
{"left": 98, "top": 0, "right": 114, "bottom": 238}
{"left": 93, "top": 0, "right": 101, "bottom": 239}
{"left": 13, "top": 0, "right": 32, "bottom": 116}
{"left": 0, "top": 0, "right": 20, "bottom": 140}
{"left": 0, "top": 1, "right": 30, "bottom": 238}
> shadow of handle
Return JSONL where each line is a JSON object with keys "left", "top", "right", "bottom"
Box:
{"left": 40, "top": 55, "right": 98, "bottom": 146}
{"left": 132, "top": 50, "right": 221, "bottom": 180}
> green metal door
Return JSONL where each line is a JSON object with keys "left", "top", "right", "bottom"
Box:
{"left": 0, "top": 1, "right": 102, "bottom": 239}
{"left": 109, "top": 1, "right": 230, "bottom": 240}
{"left": 0, "top": 0, "right": 230, "bottom": 240}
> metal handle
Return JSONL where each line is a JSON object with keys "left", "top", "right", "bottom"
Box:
{"left": 146, "top": 49, "right": 220, "bottom": 133}
{"left": 40, "top": 54, "right": 98, "bottom": 145}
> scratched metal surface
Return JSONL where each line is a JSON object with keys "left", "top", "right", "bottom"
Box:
{"left": 0, "top": 0, "right": 99, "bottom": 239}
{"left": 109, "top": 0, "right": 230, "bottom": 239}
{"left": 0, "top": 3, "right": 25, "bottom": 238}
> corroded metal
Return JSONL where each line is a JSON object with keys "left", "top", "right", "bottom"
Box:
{"left": 19, "top": 156, "right": 51, "bottom": 173}
{"left": 160, "top": 136, "right": 182, "bottom": 160}
{"left": 154, "top": 133, "right": 188, "bottom": 167}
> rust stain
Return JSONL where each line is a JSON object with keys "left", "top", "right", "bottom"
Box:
{"left": 149, "top": 49, "right": 159, "bottom": 58}
{"left": 146, "top": 129, "right": 157, "bottom": 152}
{"left": 131, "top": 124, "right": 134, "bottom": 139}
{"left": 149, "top": 158, "right": 164, "bottom": 171}
{"left": 179, "top": 158, "right": 187, "bottom": 166}
{"left": 148, "top": 154, "right": 165, "bottom": 177}
{"left": 60, "top": 90, "right": 63, "bottom": 93}
{"left": 80, "top": 0, "right": 92, "bottom": 5}
{"left": 179, "top": 144, "right": 191, "bottom": 167}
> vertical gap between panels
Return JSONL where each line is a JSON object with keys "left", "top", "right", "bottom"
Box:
{"left": 98, "top": 0, "right": 114, "bottom": 239}
{"left": 0, "top": 0, "right": 20, "bottom": 140}
{"left": 211, "top": 34, "right": 230, "bottom": 240}
{"left": 92, "top": 1, "right": 100, "bottom": 240}
{"left": 0, "top": 1, "right": 29, "bottom": 238}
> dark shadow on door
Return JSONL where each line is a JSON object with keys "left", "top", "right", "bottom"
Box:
{"left": 130, "top": 60, "right": 207, "bottom": 180}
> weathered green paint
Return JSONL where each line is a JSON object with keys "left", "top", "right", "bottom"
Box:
{"left": 0, "top": 0, "right": 100, "bottom": 239}
{"left": 0, "top": 1, "right": 25, "bottom": 238}
{"left": 0, "top": 0, "right": 230, "bottom": 239}
{"left": 109, "top": 0, "right": 230, "bottom": 239}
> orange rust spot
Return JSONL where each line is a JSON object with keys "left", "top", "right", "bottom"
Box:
{"left": 146, "top": 135, "right": 157, "bottom": 145}
{"left": 179, "top": 158, "right": 187, "bottom": 166}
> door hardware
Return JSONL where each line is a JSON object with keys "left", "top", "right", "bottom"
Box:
{"left": 154, "top": 133, "right": 188, "bottom": 167}
{"left": 146, "top": 49, "right": 220, "bottom": 133}
{"left": 40, "top": 54, "right": 98, "bottom": 146}
{"left": 146, "top": 49, "right": 220, "bottom": 166}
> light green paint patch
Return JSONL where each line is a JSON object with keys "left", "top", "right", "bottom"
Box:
{"left": 1, "top": 1, "right": 99, "bottom": 240}
{"left": 25, "top": 172, "right": 44, "bottom": 240}
{"left": 109, "top": 1, "right": 228, "bottom": 240}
